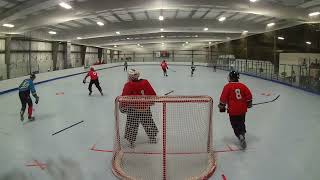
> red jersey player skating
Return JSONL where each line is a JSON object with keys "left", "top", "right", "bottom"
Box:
{"left": 83, "top": 67, "right": 103, "bottom": 96}
{"left": 120, "top": 69, "right": 159, "bottom": 148}
{"left": 160, "top": 60, "right": 168, "bottom": 77}
{"left": 218, "top": 71, "right": 252, "bottom": 149}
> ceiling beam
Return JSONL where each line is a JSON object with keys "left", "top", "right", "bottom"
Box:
{"left": 227, "top": 12, "right": 240, "bottom": 20}
{"left": 259, "top": 17, "right": 276, "bottom": 24}
{"left": 97, "top": 16, "right": 111, "bottom": 23}
{"left": 112, "top": 13, "right": 125, "bottom": 22}
{"left": 0, "top": 0, "right": 46, "bottom": 22}
{"left": 2, "top": 0, "right": 21, "bottom": 5}
{"left": 174, "top": 9, "right": 179, "bottom": 19}
{"left": 213, "top": 11, "right": 225, "bottom": 19}
{"left": 83, "top": 18, "right": 98, "bottom": 24}
{"left": 188, "top": 10, "right": 197, "bottom": 18}
{"left": 128, "top": 12, "right": 136, "bottom": 21}
{"left": 144, "top": 11, "right": 150, "bottom": 20}
{"left": 250, "top": 15, "right": 264, "bottom": 22}
{"left": 70, "top": 20, "right": 86, "bottom": 27}
{"left": 200, "top": 9, "right": 211, "bottom": 19}
{"left": 57, "top": 23, "right": 75, "bottom": 29}
{"left": 239, "top": 13, "right": 253, "bottom": 21}
{"left": 47, "top": 25, "right": 65, "bottom": 31}
{"left": 253, "top": 16, "right": 269, "bottom": 23}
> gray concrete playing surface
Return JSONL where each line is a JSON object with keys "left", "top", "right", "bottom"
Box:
{"left": 0, "top": 65, "right": 320, "bottom": 180}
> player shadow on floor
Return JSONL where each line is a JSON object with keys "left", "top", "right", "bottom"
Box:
{"left": 86, "top": 93, "right": 107, "bottom": 98}
{"left": 0, "top": 168, "right": 30, "bottom": 180}
{"left": 0, "top": 129, "right": 10, "bottom": 136}
{"left": 221, "top": 133, "right": 260, "bottom": 147}
{"left": 23, "top": 113, "right": 57, "bottom": 125}
{"left": 45, "top": 157, "right": 85, "bottom": 180}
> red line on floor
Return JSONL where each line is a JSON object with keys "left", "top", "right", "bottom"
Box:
{"left": 215, "top": 149, "right": 242, "bottom": 153}
{"left": 90, "top": 145, "right": 245, "bottom": 154}
{"left": 90, "top": 144, "right": 96, "bottom": 150}
{"left": 91, "top": 148, "right": 113, "bottom": 153}
{"left": 26, "top": 160, "right": 47, "bottom": 170}
{"left": 34, "top": 160, "right": 46, "bottom": 170}
{"left": 227, "top": 144, "right": 234, "bottom": 151}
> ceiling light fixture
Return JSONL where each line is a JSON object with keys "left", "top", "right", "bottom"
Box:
{"left": 250, "top": 0, "right": 257, "bottom": 2}
{"left": 195, "top": 35, "right": 198, "bottom": 37}
{"left": 114, "top": 45, "right": 118, "bottom": 48}
{"left": 267, "top": 22, "right": 275, "bottom": 27}
{"left": 160, "top": 28, "right": 164, "bottom": 31}
{"left": 209, "top": 42, "right": 212, "bottom": 44}
{"left": 48, "top": 31, "right": 57, "bottom": 35}
{"left": 137, "top": 44, "right": 140, "bottom": 46}
{"left": 306, "top": 41, "right": 312, "bottom": 45}
{"left": 161, "top": 35, "right": 164, "bottom": 38}
{"left": 186, "top": 41, "right": 189, "bottom": 44}
{"left": 59, "top": 2, "right": 72, "bottom": 9}
{"left": 126, "top": 37, "right": 131, "bottom": 40}
{"left": 218, "top": 16, "right": 226, "bottom": 22}
{"left": 243, "top": 30, "right": 248, "bottom": 33}
{"left": 309, "top": 12, "right": 320, "bottom": 17}
{"left": 278, "top": 36, "right": 285, "bottom": 40}
{"left": 2, "top": 24, "right": 14, "bottom": 28}
{"left": 159, "top": 15, "right": 164, "bottom": 21}
{"left": 97, "top": 21, "right": 104, "bottom": 26}
{"left": 116, "top": 31, "right": 120, "bottom": 35}
{"left": 77, "top": 37, "right": 82, "bottom": 40}
{"left": 203, "top": 27, "right": 209, "bottom": 31}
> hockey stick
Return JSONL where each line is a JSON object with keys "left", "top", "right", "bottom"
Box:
{"left": 168, "top": 68, "right": 176, "bottom": 72}
{"left": 52, "top": 120, "right": 84, "bottom": 136}
{"left": 252, "top": 95, "right": 280, "bottom": 106}
{"left": 164, "top": 90, "right": 174, "bottom": 96}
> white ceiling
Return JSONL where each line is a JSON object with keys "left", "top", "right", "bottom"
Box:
{"left": 0, "top": 0, "right": 319, "bottom": 51}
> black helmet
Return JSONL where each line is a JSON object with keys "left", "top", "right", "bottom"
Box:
{"left": 30, "top": 73, "right": 36, "bottom": 79}
{"left": 229, "top": 71, "right": 239, "bottom": 82}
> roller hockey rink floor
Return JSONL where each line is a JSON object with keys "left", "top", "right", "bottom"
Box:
{"left": 1, "top": 65, "right": 320, "bottom": 180}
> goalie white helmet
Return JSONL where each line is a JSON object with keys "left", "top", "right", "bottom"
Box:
{"left": 128, "top": 69, "right": 140, "bottom": 81}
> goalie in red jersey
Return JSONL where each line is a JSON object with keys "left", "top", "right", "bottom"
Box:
{"left": 121, "top": 69, "right": 158, "bottom": 148}
{"left": 218, "top": 71, "right": 252, "bottom": 149}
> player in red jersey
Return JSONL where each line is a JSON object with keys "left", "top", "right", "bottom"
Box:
{"left": 160, "top": 60, "right": 168, "bottom": 77}
{"left": 83, "top": 67, "right": 103, "bottom": 96}
{"left": 121, "top": 69, "right": 158, "bottom": 148}
{"left": 218, "top": 71, "right": 252, "bottom": 149}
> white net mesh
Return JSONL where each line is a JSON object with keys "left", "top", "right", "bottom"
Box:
{"left": 113, "top": 96, "right": 216, "bottom": 180}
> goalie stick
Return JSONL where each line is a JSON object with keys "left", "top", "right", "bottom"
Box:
{"left": 252, "top": 95, "right": 280, "bottom": 106}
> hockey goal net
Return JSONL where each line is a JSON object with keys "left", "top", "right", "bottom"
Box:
{"left": 113, "top": 96, "right": 216, "bottom": 180}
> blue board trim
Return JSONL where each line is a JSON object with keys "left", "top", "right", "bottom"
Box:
{"left": 0, "top": 65, "right": 122, "bottom": 95}
{"left": 1, "top": 64, "right": 319, "bottom": 96}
